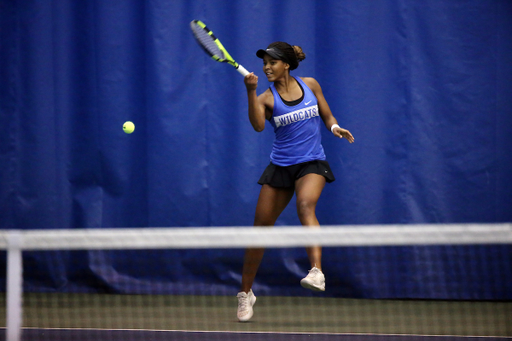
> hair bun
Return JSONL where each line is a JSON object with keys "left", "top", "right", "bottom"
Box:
{"left": 292, "top": 45, "right": 306, "bottom": 62}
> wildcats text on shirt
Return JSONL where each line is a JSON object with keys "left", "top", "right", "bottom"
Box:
{"left": 274, "top": 105, "right": 319, "bottom": 128}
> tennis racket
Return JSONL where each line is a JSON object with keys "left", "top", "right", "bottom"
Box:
{"left": 190, "top": 20, "right": 250, "bottom": 77}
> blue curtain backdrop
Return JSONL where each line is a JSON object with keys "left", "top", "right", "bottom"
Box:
{"left": 0, "top": 0, "right": 511, "bottom": 299}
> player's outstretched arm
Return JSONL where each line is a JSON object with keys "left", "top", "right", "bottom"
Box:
{"left": 303, "top": 77, "right": 354, "bottom": 143}
{"left": 332, "top": 126, "right": 354, "bottom": 143}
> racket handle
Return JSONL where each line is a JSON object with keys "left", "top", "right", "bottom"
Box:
{"left": 236, "top": 65, "right": 250, "bottom": 77}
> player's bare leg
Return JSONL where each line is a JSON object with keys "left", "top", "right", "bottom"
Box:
{"left": 295, "top": 174, "right": 327, "bottom": 291}
{"left": 238, "top": 185, "right": 294, "bottom": 322}
{"left": 240, "top": 184, "right": 294, "bottom": 293}
{"left": 295, "top": 173, "right": 325, "bottom": 269}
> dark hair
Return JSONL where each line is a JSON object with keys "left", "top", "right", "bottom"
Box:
{"left": 262, "top": 42, "right": 306, "bottom": 70}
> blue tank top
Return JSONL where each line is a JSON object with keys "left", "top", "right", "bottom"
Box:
{"left": 269, "top": 77, "right": 326, "bottom": 166}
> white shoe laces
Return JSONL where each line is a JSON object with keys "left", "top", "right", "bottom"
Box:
{"left": 237, "top": 293, "right": 250, "bottom": 311}
{"left": 307, "top": 267, "right": 321, "bottom": 278}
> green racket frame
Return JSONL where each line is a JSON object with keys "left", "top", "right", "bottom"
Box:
{"left": 191, "top": 20, "right": 250, "bottom": 76}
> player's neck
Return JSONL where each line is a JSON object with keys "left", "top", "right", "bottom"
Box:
{"left": 273, "top": 74, "right": 296, "bottom": 93}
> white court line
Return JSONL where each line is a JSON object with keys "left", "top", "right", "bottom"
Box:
{"left": 12, "top": 327, "right": 512, "bottom": 339}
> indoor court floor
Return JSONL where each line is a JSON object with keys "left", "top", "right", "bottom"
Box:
{"left": 0, "top": 293, "right": 510, "bottom": 340}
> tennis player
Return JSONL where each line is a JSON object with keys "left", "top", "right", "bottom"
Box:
{"left": 237, "top": 42, "right": 354, "bottom": 322}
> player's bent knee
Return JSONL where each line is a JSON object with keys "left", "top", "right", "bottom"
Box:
{"left": 296, "top": 200, "right": 316, "bottom": 219}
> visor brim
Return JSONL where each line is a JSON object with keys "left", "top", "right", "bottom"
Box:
{"left": 256, "top": 48, "right": 284, "bottom": 60}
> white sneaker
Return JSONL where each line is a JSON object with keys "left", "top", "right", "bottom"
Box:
{"left": 300, "top": 267, "right": 325, "bottom": 291}
{"left": 237, "top": 289, "right": 256, "bottom": 322}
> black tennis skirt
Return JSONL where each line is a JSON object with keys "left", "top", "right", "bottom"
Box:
{"left": 258, "top": 160, "right": 335, "bottom": 188}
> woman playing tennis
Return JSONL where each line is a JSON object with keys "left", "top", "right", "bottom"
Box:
{"left": 237, "top": 42, "right": 355, "bottom": 322}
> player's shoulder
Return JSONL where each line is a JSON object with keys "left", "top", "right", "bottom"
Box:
{"left": 258, "top": 87, "right": 274, "bottom": 106}
{"left": 299, "top": 77, "right": 321, "bottom": 89}
{"left": 259, "top": 87, "right": 273, "bottom": 99}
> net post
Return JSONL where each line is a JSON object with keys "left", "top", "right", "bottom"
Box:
{"left": 6, "top": 231, "right": 23, "bottom": 341}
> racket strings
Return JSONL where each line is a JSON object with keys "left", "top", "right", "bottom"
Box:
{"left": 191, "top": 24, "right": 225, "bottom": 60}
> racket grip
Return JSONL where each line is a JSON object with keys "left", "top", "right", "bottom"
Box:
{"left": 237, "top": 65, "right": 250, "bottom": 77}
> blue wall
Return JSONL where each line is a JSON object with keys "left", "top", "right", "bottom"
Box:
{"left": 0, "top": 0, "right": 511, "bottom": 299}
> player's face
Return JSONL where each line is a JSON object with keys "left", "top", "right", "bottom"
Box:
{"left": 262, "top": 55, "right": 288, "bottom": 81}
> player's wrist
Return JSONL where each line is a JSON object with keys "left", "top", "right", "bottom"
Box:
{"left": 330, "top": 124, "right": 340, "bottom": 133}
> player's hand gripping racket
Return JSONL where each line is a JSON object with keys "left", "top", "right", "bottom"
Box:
{"left": 190, "top": 20, "right": 250, "bottom": 77}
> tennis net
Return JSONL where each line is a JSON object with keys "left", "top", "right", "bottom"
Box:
{"left": 1, "top": 224, "right": 511, "bottom": 341}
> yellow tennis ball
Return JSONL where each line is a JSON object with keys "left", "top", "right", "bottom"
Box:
{"left": 123, "top": 121, "right": 135, "bottom": 134}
